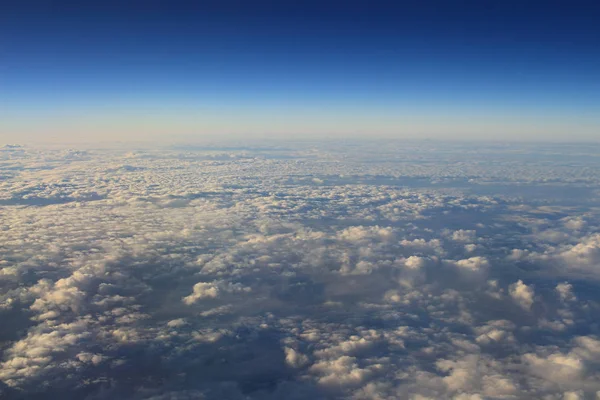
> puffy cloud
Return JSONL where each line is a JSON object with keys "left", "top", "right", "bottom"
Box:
{"left": 509, "top": 280, "right": 535, "bottom": 310}
{"left": 167, "top": 318, "right": 188, "bottom": 328}
{"left": 436, "top": 354, "right": 518, "bottom": 397}
{"left": 563, "top": 391, "right": 584, "bottom": 400}
{"left": 404, "top": 255, "right": 427, "bottom": 270}
{"left": 1, "top": 142, "right": 600, "bottom": 399}
{"left": 556, "top": 282, "right": 576, "bottom": 302}
{"left": 524, "top": 352, "right": 584, "bottom": 383}
{"left": 563, "top": 217, "right": 587, "bottom": 231}
{"left": 284, "top": 347, "right": 310, "bottom": 368}
{"left": 182, "top": 282, "right": 221, "bottom": 303}
{"left": 559, "top": 235, "right": 600, "bottom": 273}
{"left": 183, "top": 281, "right": 251, "bottom": 304}
{"left": 451, "top": 230, "right": 477, "bottom": 243}
{"left": 452, "top": 256, "right": 490, "bottom": 272}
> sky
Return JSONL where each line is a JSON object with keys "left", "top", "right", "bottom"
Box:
{"left": 1, "top": 0, "right": 600, "bottom": 143}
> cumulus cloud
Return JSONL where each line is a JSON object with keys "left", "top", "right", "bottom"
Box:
{"left": 1, "top": 142, "right": 600, "bottom": 399}
{"left": 509, "top": 280, "right": 535, "bottom": 310}
{"left": 451, "top": 230, "right": 477, "bottom": 242}
{"left": 452, "top": 256, "right": 490, "bottom": 272}
{"left": 182, "top": 281, "right": 251, "bottom": 305}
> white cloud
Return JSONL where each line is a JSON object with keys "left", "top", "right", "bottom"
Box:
{"left": 452, "top": 256, "right": 490, "bottom": 272}
{"left": 284, "top": 347, "right": 309, "bottom": 368}
{"left": 451, "top": 230, "right": 476, "bottom": 242}
{"left": 1, "top": 142, "right": 600, "bottom": 398}
{"left": 509, "top": 280, "right": 535, "bottom": 310}
{"left": 182, "top": 281, "right": 251, "bottom": 305}
{"left": 556, "top": 282, "right": 576, "bottom": 302}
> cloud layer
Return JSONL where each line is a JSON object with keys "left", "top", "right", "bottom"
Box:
{"left": 1, "top": 141, "right": 600, "bottom": 399}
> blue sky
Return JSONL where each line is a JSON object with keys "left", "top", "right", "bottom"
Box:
{"left": 1, "top": 0, "right": 599, "bottom": 142}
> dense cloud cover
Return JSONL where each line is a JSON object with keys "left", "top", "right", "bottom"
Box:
{"left": 1, "top": 141, "right": 600, "bottom": 399}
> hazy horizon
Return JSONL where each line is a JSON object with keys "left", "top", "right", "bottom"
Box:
{"left": 2, "top": 0, "right": 599, "bottom": 143}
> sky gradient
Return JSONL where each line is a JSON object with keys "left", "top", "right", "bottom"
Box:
{"left": 1, "top": 0, "right": 599, "bottom": 143}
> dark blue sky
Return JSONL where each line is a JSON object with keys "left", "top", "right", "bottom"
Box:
{"left": 1, "top": 0, "right": 599, "bottom": 142}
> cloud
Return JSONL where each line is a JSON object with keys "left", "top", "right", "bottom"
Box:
{"left": 1, "top": 142, "right": 600, "bottom": 399}
{"left": 451, "top": 230, "right": 477, "bottom": 242}
{"left": 451, "top": 256, "right": 490, "bottom": 272}
{"left": 182, "top": 281, "right": 251, "bottom": 305}
{"left": 509, "top": 280, "right": 535, "bottom": 310}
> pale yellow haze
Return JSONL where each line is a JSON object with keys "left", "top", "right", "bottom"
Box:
{"left": 1, "top": 108, "right": 599, "bottom": 144}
